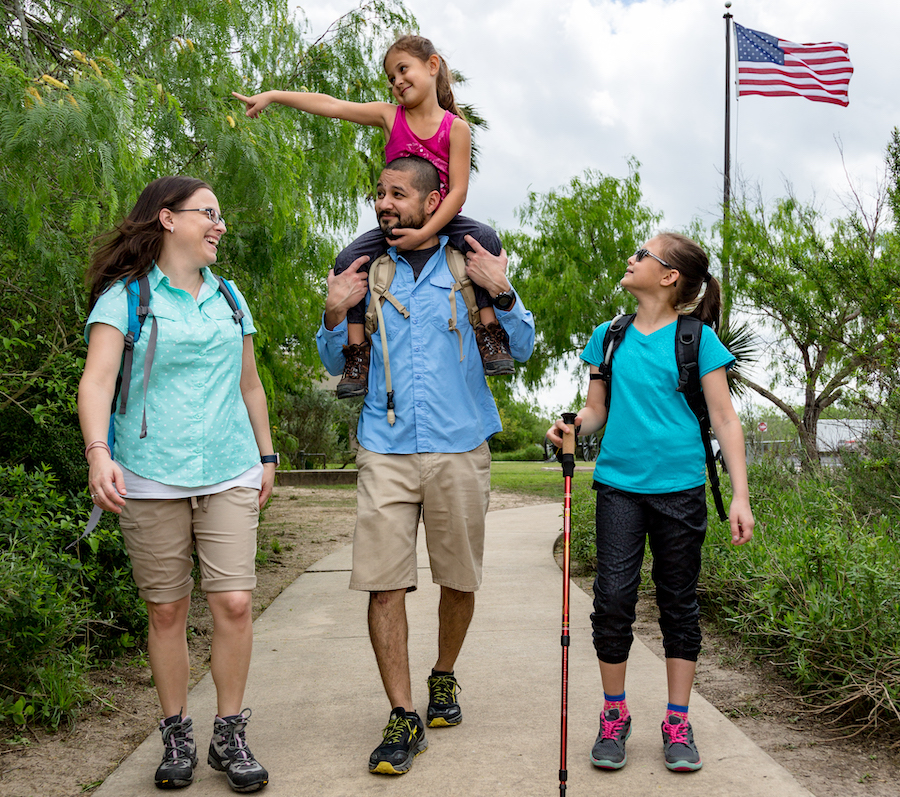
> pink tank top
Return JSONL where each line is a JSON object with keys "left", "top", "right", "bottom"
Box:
{"left": 384, "top": 106, "right": 455, "bottom": 200}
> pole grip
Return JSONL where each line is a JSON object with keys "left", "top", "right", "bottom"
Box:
{"left": 561, "top": 412, "right": 576, "bottom": 456}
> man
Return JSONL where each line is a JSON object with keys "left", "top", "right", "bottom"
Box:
{"left": 316, "top": 156, "right": 535, "bottom": 775}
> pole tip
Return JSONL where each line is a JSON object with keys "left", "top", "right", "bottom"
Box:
{"left": 724, "top": 1, "right": 732, "bottom": 7}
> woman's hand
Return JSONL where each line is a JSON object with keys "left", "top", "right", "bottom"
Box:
{"left": 259, "top": 463, "right": 275, "bottom": 509}
{"left": 87, "top": 449, "right": 127, "bottom": 514}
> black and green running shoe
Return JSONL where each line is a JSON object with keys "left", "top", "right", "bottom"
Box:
{"left": 426, "top": 672, "right": 462, "bottom": 727}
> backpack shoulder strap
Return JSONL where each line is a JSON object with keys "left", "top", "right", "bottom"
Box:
{"left": 364, "top": 254, "right": 409, "bottom": 337}
{"left": 596, "top": 313, "right": 635, "bottom": 410}
{"left": 444, "top": 246, "right": 481, "bottom": 362}
{"left": 116, "top": 276, "right": 151, "bottom": 415}
{"left": 675, "top": 315, "right": 727, "bottom": 521}
{"left": 213, "top": 273, "right": 246, "bottom": 333}
{"left": 445, "top": 247, "right": 481, "bottom": 329}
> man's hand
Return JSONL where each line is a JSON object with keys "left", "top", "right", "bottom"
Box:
{"left": 324, "top": 256, "right": 369, "bottom": 330}
{"left": 464, "top": 235, "right": 512, "bottom": 299}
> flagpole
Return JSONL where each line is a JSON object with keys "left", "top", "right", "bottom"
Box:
{"left": 722, "top": 1, "right": 733, "bottom": 325}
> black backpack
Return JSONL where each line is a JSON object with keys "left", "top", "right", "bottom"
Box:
{"left": 595, "top": 313, "right": 727, "bottom": 521}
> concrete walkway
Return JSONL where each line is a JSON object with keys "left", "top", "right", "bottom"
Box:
{"left": 96, "top": 503, "right": 813, "bottom": 796}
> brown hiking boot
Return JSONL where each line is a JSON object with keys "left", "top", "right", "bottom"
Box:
{"left": 337, "top": 341, "right": 370, "bottom": 399}
{"left": 475, "top": 322, "right": 514, "bottom": 376}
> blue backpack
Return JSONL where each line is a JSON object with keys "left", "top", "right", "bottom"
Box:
{"left": 77, "top": 273, "right": 244, "bottom": 544}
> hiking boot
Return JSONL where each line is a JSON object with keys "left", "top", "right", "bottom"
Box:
{"left": 590, "top": 708, "right": 632, "bottom": 770}
{"left": 208, "top": 709, "right": 269, "bottom": 792}
{"left": 155, "top": 713, "right": 197, "bottom": 789}
{"left": 368, "top": 708, "right": 428, "bottom": 775}
{"left": 336, "top": 341, "right": 370, "bottom": 399}
{"left": 661, "top": 715, "right": 702, "bottom": 772}
{"left": 475, "top": 322, "right": 514, "bottom": 376}
{"left": 426, "top": 672, "right": 462, "bottom": 727}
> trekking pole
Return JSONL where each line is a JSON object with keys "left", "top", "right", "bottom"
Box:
{"left": 558, "top": 411, "right": 577, "bottom": 796}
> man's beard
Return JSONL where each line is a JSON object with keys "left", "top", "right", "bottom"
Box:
{"left": 378, "top": 208, "right": 426, "bottom": 239}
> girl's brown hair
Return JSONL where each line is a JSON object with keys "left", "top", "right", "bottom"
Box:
{"left": 657, "top": 232, "right": 722, "bottom": 331}
{"left": 87, "top": 175, "right": 210, "bottom": 309}
{"left": 384, "top": 35, "right": 464, "bottom": 120}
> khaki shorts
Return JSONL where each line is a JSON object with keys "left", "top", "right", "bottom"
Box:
{"left": 119, "top": 487, "right": 259, "bottom": 604}
{"left": 350, "top": 443, "right": 491, "bottom": 592}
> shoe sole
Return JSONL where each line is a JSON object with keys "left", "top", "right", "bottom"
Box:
{"left": 155, "top": 776, "right": 194, "bottom": 789}
{"left": 336, "top": 386, "right": 367, "bottom": 399}
{"left": 369, "top": 738, "right": 428, "bottom": 775}
{"left": 427, "top": 715, "right": 461, "bottom": 728}
{"left": 208, "top": 754, "right": 269, "bottom": 792}
{"left": 665, "top": 759, "right": 702, "bottom": 772}
{"left": 483, "top": 360, "right": 514, "bottom": 376}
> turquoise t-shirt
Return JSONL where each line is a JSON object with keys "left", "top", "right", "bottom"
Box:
{"left": 580, "top": 318, "right": 735, "bottom": 494}
{"left": 86, "top": 265, "right": 260, "bottom": 488}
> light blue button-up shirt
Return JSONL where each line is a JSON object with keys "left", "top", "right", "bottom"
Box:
{"left": 316, "top": 238, "right": 535, "bottom": 454}
{"left": 86, "top": 265, "right": 260, "bottom": 487}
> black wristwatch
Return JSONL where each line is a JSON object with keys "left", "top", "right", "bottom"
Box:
{"left": 260, "top": 454, "right": 280, "bottom": 466}
{"left": 492, "top": 289, "right": 515, "bottom": 311}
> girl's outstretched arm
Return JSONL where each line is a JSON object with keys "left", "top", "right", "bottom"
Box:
{"left": 387, "top": 118, "right": 471, "bottom": 250}
{"left": 702, "top": 366, "right": 754, "bottom": 545}
{"left": 233, "top": 90, "right": 396, "bottom": 135}
{"left": 546, "top": 365, "right": 608, "bottom": 447}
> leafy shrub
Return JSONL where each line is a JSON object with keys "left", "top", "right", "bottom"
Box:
{"left": 0, "top": 464, "right": 146, "bottom": 728}
{"left": 490, "top": 444, "right": 545, "bottom": 461}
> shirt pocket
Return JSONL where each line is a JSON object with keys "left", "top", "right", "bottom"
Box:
{"left": 428, "top": 271, "right": 470, "bottom": 333}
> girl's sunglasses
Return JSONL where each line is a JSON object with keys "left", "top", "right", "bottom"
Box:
{"left": 634, "top": 248, "right": 675, "bottom": 270}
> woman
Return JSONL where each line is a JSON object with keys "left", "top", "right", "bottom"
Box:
{"left": 78, "top": 176, "right": 275, "bottom": 793}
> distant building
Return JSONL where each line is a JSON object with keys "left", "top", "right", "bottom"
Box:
{"left": 816, "top": 419, "right": 875, "bottom": 453}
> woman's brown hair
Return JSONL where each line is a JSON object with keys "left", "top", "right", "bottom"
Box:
{"left": 384, "top": 35, "right": 464, "bottom": 120}
{"left": 87, "top": 175, "right": 210, "bottom": 309}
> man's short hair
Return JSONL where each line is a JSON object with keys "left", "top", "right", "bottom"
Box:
{"left": 384, "top": 155, "right": 440, "bottom": 198}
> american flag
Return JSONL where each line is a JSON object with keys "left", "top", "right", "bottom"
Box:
{"left": 734, "top": 23, "right": 853, "bottom": 107}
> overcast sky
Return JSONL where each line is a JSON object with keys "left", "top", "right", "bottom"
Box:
{"left": 304, "top": 0, "right": 899, "bottom": 412}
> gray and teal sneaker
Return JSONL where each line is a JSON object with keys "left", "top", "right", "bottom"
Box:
{"left": 590, "top": 708, "right": 632, "bottom": 770}
{"left": 155, "top": 713, "right": 197, "bottom": 789}
{"left": 208, "top": 708, "right": 269, "bottom": 792}
{"left": 369, "top": 708, "right": 428, "bottom": 775}
{"left": 426, "top": 672, "right": 462, "bottom": 727}
{"left": 661, "top": 715, "right": 702, "bottom": 772}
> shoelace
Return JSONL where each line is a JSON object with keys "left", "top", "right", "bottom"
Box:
{"left": 600, "top": 713, "right": 627, "bottom": 740}
{"left": 161, "top": 722, "right": 193, "bottom": 762}
{"left": 477, "top": 326, "right": 504, "bottom": 355}
{"left": 662, "top": 719, "right": 689, "bottom": 745}
{"left": 429, "top": 676, "right": 459, "bottom": 705}
{"left": 219, "top": 711, "right": 258, "bottom": 768}
{"left": 345, "top": 345, "right": 368, "bottom": 378}
{"left": 382, "top": 714, "right": 414, "bottom": 745}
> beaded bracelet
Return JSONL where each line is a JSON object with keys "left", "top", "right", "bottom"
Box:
{"left": 84, "top": 440, "right": 111, "bottom": 459}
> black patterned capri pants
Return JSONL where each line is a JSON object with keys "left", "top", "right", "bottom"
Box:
{"left": 591, "top": 481, "right": 708, "bottom": 664}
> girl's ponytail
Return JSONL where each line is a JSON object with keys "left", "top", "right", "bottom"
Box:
{"left": 657, "top": 232, "right": 722, "bottom": 332}
{"left": 385, "top": 35, "right": 465, "bottom": 119}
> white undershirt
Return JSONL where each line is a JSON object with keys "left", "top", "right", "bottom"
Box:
{"left": 120, "top": 463, "right": 263, "bottom": 500}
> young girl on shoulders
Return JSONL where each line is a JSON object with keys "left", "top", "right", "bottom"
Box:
{"left": 234, "top": 34, "right": 513, "bottom": 396}
{"left": 547, "top": 232, "right": 754, "bottom": 775}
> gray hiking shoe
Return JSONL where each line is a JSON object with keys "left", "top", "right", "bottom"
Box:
{"left": 661, "top": 715, "right": 702, "bottom": 772}
{"left": 590, "top": 708, "right": 632, "bottom": 770}
{"left": 155, "top": 713, "right": 197, "bottom": 789}
{"left": 208, "top": 709, "right": 269, "bottom": 792}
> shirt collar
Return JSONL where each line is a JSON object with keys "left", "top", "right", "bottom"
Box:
{"left": 149, "top": 263, "right": 217, "bottom": 301}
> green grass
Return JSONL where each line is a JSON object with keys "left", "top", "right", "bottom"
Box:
{"left": 489, "top": 460, "right": 580, "bottom": 502}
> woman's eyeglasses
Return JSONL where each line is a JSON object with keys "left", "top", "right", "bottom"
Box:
{"left": 171, "top": 207, "right": 226, "bottom": 225}
{"left": 634, "top": 248, "right": 675, "bottom": 270}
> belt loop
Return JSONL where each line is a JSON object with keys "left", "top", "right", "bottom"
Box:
{"left": 190, "top": 496, "right": 199, "bottom": 511}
